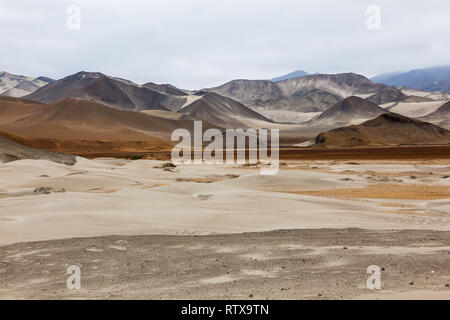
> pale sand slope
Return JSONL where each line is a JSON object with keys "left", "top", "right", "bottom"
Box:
{"left": 0, "top": 158, "right": 449, "bottom": 246}
{"left": 381, "top": 101, "right": 446, "bottom": 118}
{"left": 253, "top": 107, "right": 320, "bottom": 123}
{"left": 400, "top": 88, "right": 448, "bottom": 101}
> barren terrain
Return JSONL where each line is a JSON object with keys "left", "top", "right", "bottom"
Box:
{"left": 0, "top": 157, "right": 449, "bottom": 299}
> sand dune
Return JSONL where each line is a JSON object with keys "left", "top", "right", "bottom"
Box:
{"left": 382, "top": 101, "right": 446, "bottom": 118}
{"left": 0, "top": 158, "right": 449, "bottom": 246}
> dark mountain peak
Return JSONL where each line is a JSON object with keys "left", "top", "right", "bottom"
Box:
{"left": 271, "top": 70, "right": 310, "bottom": 82}
{"left": 333, "top": 96, "right": 382, "bottom": 110}
{"left": 69, "top": 71, "right": 107, "bottom": 81}
{"left": 365, "top": 112, "right": 425, "bottom": 126}
{"left": 35, "top": 76, "right": 55, "bottom": 83}
{"left": 143, "top": 82, "right": 187, "bottom": 96}
{"left": 202, "top": 91, "right": 229, "bottom": 100}
{"left": 180, "top": 92, "right": 270, "bottom": 127}
{"left": 310, "top": 96, "right": 387, "bottom": 125}
{"left": 367, "top": 86, "right": 406, "bottom": 105}
{"left": 313, "top": 112, "right": 450, "bottom": 147}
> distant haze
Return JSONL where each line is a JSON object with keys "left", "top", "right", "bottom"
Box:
{"left": 0, "top": 0, "right": 449, "bottom": 89}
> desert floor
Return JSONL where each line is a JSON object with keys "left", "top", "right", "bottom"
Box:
{"left": 0, "top": 157, "right": 449, "bottom": 299}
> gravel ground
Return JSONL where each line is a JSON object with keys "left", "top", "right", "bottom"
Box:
{"left": 1, "top": 229, "right": 449, "bottom": 300}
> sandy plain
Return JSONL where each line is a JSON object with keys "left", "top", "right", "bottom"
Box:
{"left": 0, "top": 157, "right": 449, "bottom": 299}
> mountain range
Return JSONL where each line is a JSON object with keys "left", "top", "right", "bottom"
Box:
{"left": 24, "top": 72, "right": 188, "bottom": 112}
{"left": 206, "top": 73, "right": 385, "bottom": 112}
{"left": 0, "top": 68, "right": 449, "bottom": 159}
{"left": 371, "top": 66, "right": 450, "bottom": 93}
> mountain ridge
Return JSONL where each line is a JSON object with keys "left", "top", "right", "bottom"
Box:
{"left": 371, "top": 66, "right": 450, "bottom": 93}
{"left": 25, "top": 71, "right": 187, "bottom": 112}
{"left": 311, "top": 112, "right": 450, "bottom": 147}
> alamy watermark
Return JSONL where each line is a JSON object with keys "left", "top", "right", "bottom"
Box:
{"left": 67, "top": 5, "right": 81, "bottom": 30}
{"left": 366, "top": 265, "right": 382, "bottom": 290}
{"left": 66, "top": 265, "right": 81, "bottom": 290}
{"left": 366, "top": 5, "right": 381, "bottom": 30}
{"left": 171, "top": 121, "right": 279, "bottom": 175}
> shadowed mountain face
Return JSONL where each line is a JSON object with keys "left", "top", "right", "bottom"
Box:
{"left": 278, "top": 89, "right": 342, "bottom": 112}
{"left": 371, "top": 66, "right": 450, "bottom": 93}
{"left": 207, "top": 79, "right": 283, "bottom": 108}
{"left": 309, "top": 96, "right": 387, "bottom": 126}
{"left": 367, "top": 87, "right": 407, "bottom": 105}
{"left": 180, "top": 92, "right": 271, "bottom": 127}
{"left": 0, "top": 133, "right": 75, "bottom": 165}
{"left": 24, "top": 72, "right": 187, "bottom": 112}
{"left": 0, "top": 72, "right": 54, "bottom": 98}
{"left": 208, "top": 73, "right": 385, "bottom": 112}
{"left": 313, "top": 113, "right": 450, "bottom": 147}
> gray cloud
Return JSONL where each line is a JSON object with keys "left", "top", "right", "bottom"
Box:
{"left": 1, "top": 0, "right": 449, "bottom": 89}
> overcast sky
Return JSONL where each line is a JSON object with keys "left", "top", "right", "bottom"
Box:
{"left": 1, "top": 0, "right": 449, "bottom": 89}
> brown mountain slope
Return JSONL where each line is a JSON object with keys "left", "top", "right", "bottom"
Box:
{"left": 25, "top": 72, "right": 186, "bottom": 112}
{"left": 180, "top": 92, "right": 271, "bottom": 127}
{"left": 309, "top": 96, "right": 388, "bottom": 126}
{"left": 0, "top": 96, "right": 46, "bottom": 124}
{"left": 0, "top": 98, "right": 196, "bottom": 141}
{"left": 312, "top": 113, "right": 450, "bottom": 147}
{"left": 0, "top": 132, "right": 75, "bottom": 165}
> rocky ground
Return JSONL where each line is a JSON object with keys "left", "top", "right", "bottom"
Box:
{"left": 1, "top": 229, "right": 449, "bottom": 300}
